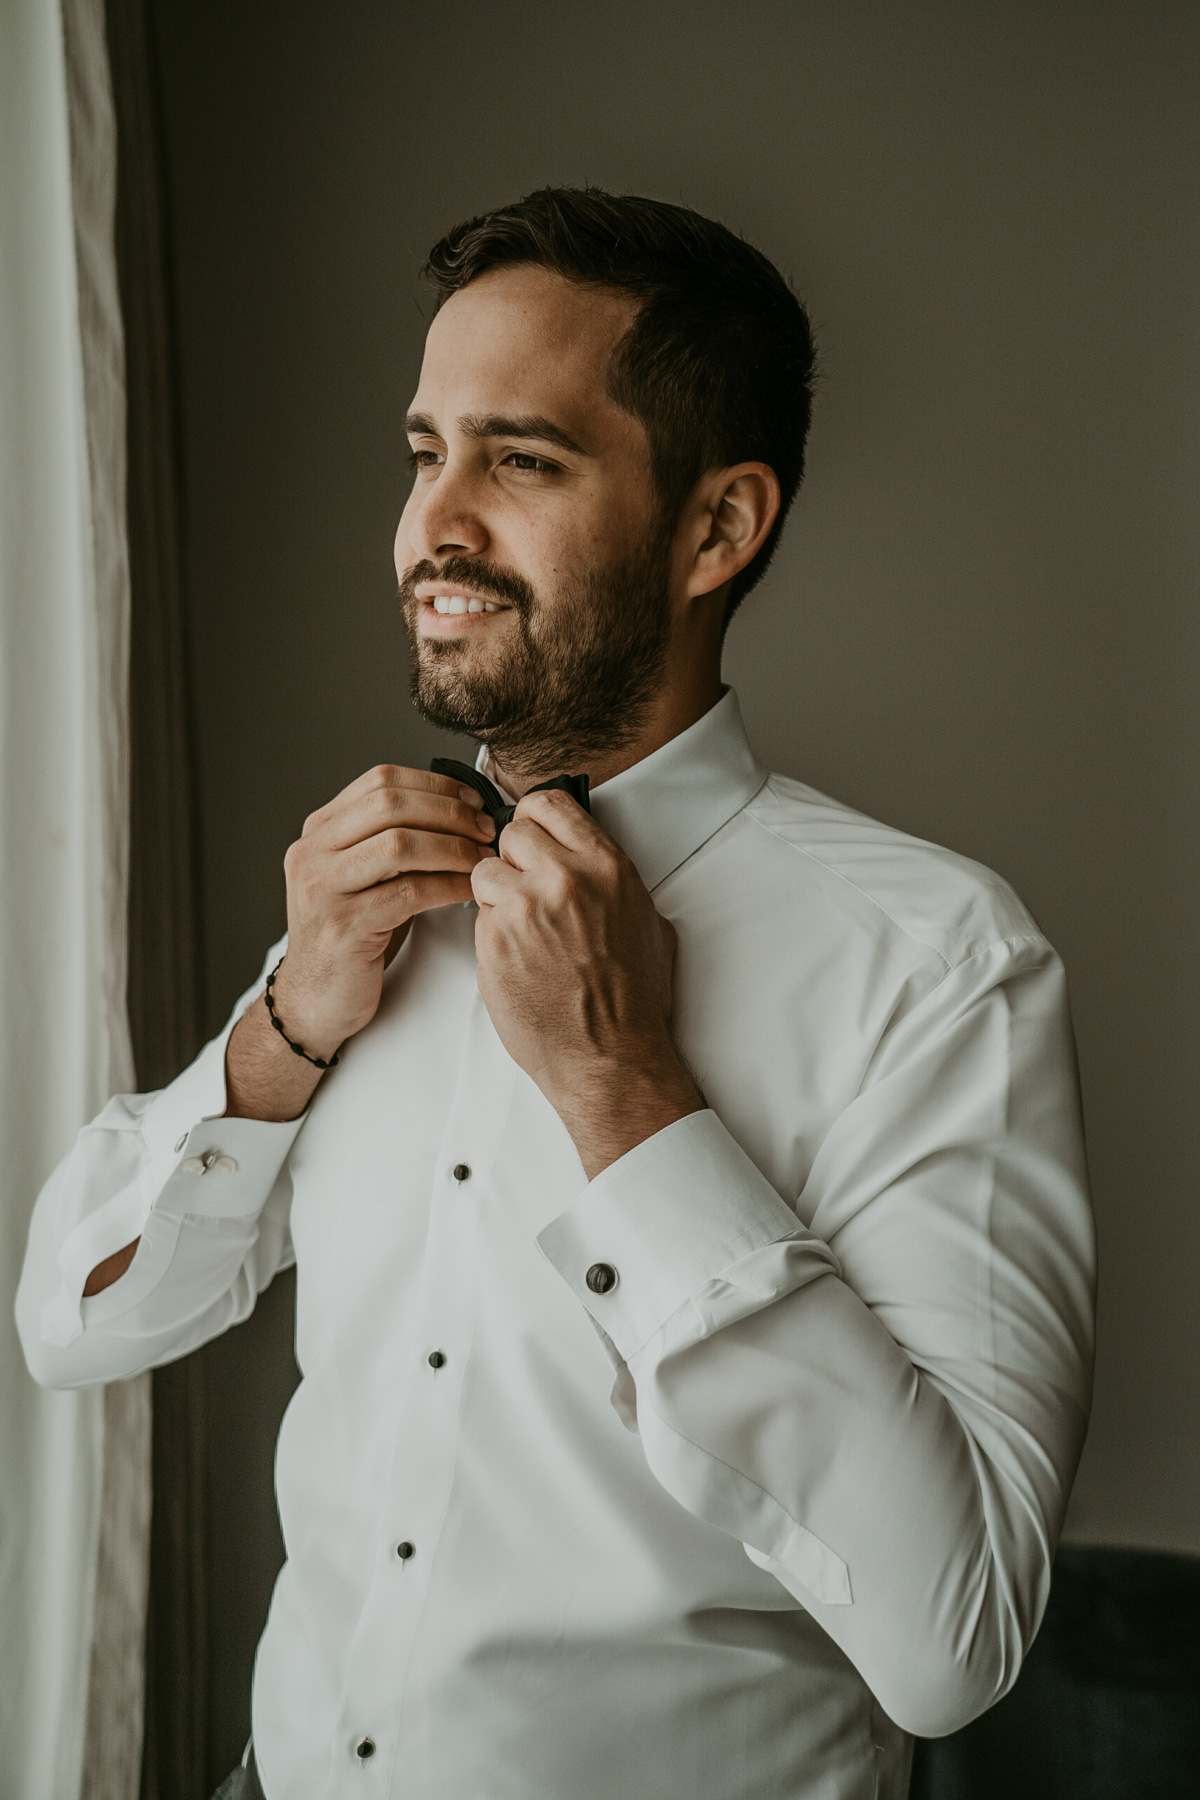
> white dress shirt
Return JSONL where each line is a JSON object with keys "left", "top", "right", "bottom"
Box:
{"left": 17, "top": 690, "right": 1095, "bottom": 1800}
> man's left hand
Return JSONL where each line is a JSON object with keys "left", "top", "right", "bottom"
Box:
{"left": 471, "top": 789, "right": 704, "bottom": 1178}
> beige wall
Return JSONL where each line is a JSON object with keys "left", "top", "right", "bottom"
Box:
{"left": 152, "top": 0, "right": 1198, "bottom": 1762}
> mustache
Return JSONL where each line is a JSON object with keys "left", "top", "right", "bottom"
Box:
{"left": 397, "top": 555, "right": 537, "bottom": 613}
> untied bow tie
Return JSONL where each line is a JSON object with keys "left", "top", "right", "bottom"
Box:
{"left": 430, "top": 758, "right": 590, "bottom": 843}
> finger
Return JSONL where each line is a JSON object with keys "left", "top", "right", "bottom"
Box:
{"left": 302, "top": 764, "right": 485, "bottom": 837}
{"left": 358, "top": 868, "right": 477, "bottom": 925}
{"left": 338, "top": 825, "right": 494, "bottom": 893}
{"left": 493, "top": 812, "right": 567, "bottom": 874}
{"left": 312, "top": 784, "right": 495, "bottom": 853}
{"left": 510, "top": 786, "right": 611, "bottom": 854}
{"left": 470, "top": 855, "right": 524, "bottom": 907}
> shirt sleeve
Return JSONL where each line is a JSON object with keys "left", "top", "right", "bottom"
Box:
{"left": 536, "top": 933, "right": 1095, "bottom": 1739}
{"left": 16, "top": 936, "right": 306, "bottom": 1389}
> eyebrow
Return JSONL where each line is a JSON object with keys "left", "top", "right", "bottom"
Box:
{"left": 405, "top": 411, "right": 586, "bottom": 456}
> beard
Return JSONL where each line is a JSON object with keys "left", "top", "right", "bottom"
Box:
{"left": 398, "top": 533, "right": 673, "bottom": 779}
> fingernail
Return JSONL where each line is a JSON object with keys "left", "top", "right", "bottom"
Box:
{"left": 459, "top": 785, "right": 484, "bottom": 808}
{"left": 478, "top": 815, "right": 496, "bottom": 838}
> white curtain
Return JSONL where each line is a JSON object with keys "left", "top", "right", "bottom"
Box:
{"left": 0, "top": 2, "right": 149, "bottom": 1796}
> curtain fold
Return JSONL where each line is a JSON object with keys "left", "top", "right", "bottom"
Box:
{"left": 0, "top": 1, "right": 140, "bottom": 1794}
{"left": 101, "top": 2, "right": 211, "bottom": 1794}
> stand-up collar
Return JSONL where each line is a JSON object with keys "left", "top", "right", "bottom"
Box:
{"left": 477, "top": 690, "right": 766, "bottom": 892}
{"left": 590, "top": 689, "right": 767, "bottom": 889}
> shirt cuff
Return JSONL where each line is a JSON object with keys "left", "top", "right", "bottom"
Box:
{"left": 42, "top": 1014, "right": 306, "bottom": 1348}
{"left": 536, "top": 1109, "right": 835, "bottom": 1360}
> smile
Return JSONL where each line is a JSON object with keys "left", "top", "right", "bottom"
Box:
{"left": 430, "top": 595, "right": 504, "bottom": 615}
{"left": 416, "top": 588, "right": 514, "bottom": 637}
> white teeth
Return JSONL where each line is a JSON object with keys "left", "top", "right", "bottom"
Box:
{"left": 430, "top": 593, "right": 502, "bottom": 616}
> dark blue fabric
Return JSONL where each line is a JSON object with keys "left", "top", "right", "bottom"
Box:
{"left": 910, "top": 1547, "right": 1200, "bottom": 1800}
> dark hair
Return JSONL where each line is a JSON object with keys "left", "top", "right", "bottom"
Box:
{"left": 422, "top": 187, "right": 815, "bottom": 622}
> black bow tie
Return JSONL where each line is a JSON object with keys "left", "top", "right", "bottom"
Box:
{"left": 430, "top": 758, "right": 590, "bottom": 841}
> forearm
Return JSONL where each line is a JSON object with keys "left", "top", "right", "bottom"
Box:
{"left": 17, "top": 990, "right": 306, "bottom": 1384}
{"left": 554, "top": 1049, "right": 705, "bottom": 1180}
{"left": 224, "top": 988, "right": 328, "bottom": 1122}
{"left": 633, "top": 1263, "right": 1069, "bottom": 1735}
{"left": 79, "top": 991, "right": 320, "bottom": 1298}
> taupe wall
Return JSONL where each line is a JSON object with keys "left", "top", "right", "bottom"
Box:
{"left": 152, "top": 0, "right": 1198, "bottom": 1763}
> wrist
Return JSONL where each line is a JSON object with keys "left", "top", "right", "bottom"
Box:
{"left": 224, "top": 999, "right": 324, "bottom": 1122}
{"left": 547, "top": 1044, "right": 705, "bottom": 1181}
{"left": 270, "top": 957, "right": 347, "bottom": 1064}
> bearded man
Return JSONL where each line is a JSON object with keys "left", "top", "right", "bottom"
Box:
{"left": 18, "top": 188, "right": 1095, "bottom": 1800}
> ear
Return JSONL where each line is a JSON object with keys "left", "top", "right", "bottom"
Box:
{"left": 680, "top": 463, "right": 781, "bottom": 601}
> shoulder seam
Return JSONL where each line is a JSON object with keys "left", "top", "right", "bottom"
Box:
{"left": 742, "top": 784, "right": 1043, "bottom": 975}
{"left": 743, "top": 804, "right": 952, "bottom": 972}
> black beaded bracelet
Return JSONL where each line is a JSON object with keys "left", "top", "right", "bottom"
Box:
{"left": 264, "top": 958, "right": 341, "bottom": 1069}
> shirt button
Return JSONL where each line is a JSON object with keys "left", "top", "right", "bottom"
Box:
{"left": 211, "top": 1154, "right": 238, "bottom": 1177}
{"left": 174, "top": 1133, "right": 188, "bottom": 1153}
{"left": 428, "top": 1350, "right": 446, "bottom": 1369}
{"left": 355, "top": 1736, "right": 376, "bottom": 1759}
{"left": 586, "top": 1262, "right": 619, "bottom": 1295}
{"left": 452, "top": 1162, "right": 471, "bottom": 1182}
{"left": 396, "top": 1540, "right": 415, "bottom": 1561}
{"left": 178, "top": 1156, "right": 207, "bottom": 1176}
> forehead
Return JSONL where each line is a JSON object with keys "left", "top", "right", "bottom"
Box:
{"left": 412, "top": 266, "right": 638, "bottom": 433}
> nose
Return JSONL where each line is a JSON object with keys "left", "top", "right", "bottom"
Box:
{"left": 402, "top": 454, "right": 490, "bottom": 565}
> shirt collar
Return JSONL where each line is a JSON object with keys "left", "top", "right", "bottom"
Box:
{"left": 477, "top": 688, "right": 767, "bottom": 892}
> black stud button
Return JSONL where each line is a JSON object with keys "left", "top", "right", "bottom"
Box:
{"left": 428, "top": 1350, "right": 446, "bottom": 1369}
{"left": 396, "top": 1540, "right": 415, "bottom": 1561}
{"left": 355, "top": 1736, "right": 376, "bottom": 1759}
{"left": 585, "top": 1262, "right": 618, "bottom": 1295}
{"left": 453, "top": 1163, "right": 471, "bottom": 1182}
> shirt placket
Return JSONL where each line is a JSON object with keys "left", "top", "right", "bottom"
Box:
{"left": 327, "top": 988, "right": 518, "bottom": 1796}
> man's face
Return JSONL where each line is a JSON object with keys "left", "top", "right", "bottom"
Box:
{"left": 395, "top": 266, "right": 673, "bottom": 776}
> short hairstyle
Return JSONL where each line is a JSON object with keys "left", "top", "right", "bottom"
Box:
{"left": 422, "top": 187, "right": 816, "bottom": 622}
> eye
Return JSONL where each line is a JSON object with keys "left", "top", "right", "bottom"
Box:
{"left": 502, "top": 451, "right": 558, "bottom": 474}
{"left": 406, "top": 448, "right": 444, "bottom": 473}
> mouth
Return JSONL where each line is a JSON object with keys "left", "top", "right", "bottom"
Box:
{"left": 415, "top": 583, "right": 514, "bottom": 637}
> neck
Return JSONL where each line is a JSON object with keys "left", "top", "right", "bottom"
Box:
{"left": 487, "top": 661, "right": 724, "bottom": 799}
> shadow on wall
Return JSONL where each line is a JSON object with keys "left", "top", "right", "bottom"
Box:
{"left": 911, "top": 1548, "right": 1200, "bottom": 1800}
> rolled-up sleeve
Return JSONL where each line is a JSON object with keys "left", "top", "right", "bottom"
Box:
{"left": 17, "top": 937, "right": 305, "bottom": 1388}
{"left": 537, "top": 934, "right": 1095, "bottom": 1738}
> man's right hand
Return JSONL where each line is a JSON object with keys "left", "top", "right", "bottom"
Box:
{"left": 86, "top": 765, "right": 494, "bottom": 1296}
{"left": 87, "top": 765, "right": 493, "bottom": 1293}
{"left": 274, "top": 763, "right": 495, "bottom": 1054}
{"left": 225, "top": 763, "right": 495, "bottom": 1123}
